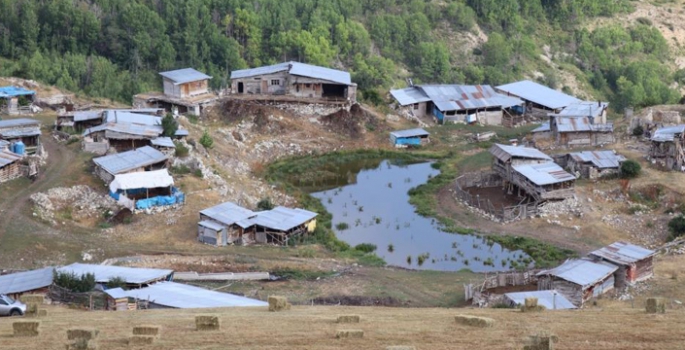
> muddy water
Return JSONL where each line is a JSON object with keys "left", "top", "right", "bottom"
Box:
{"left": 311, "top": 160, "right": 528, "bottom": 272}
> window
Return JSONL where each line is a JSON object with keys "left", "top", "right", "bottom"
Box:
{"left": 271, "top": 80, "right": 280, "bottom": 86}
{"left": 0, "top": 299, "right": 7, "bottom": 306}
{"left": 413, "top": 103, "right": 419, "bottom": 110}
{"left": 305, "top": 84, "right": 311, "bottom": 88}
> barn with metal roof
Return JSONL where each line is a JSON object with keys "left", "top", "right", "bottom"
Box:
{"left": 92, "top": 146, "right": 168, "bottom": 183}
{"left": 561, "top": 150, "right": 626, "bottom": 179}
{"left": 496, "top": 80, "right": 580, "bottom": 111}
{"left": 589, "top": 242, "right": 655, "bottom": 288}
{"left": 537, "top": 259, "right": 618, "bottom": 307}
{"left": 0, "top": 267, "right": 54, "bottom": 299}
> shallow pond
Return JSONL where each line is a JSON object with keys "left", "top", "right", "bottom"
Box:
{"left": 311, "top": 159, "right": 529, "bottom": 272}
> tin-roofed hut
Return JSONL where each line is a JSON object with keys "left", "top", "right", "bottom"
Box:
{"left": 589, "top": 242, "right": 656, "bottom": 289}
{"left": 92, "top": 146, "right": 168, "bottom": 183}
{"left": 537, "top": 259, "right": 618, "bottom": 307}
{"left": 389, "top": 128, "right": 430, "bottom": 148}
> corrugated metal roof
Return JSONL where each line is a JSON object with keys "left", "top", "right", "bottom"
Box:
{"left": 553, "top": 116, "right": 613, "bottom": 133}
{"left": 389, "top": 87, "right": 431, "bottom": 106}
{"left": 200, "top": 202, "right": 257, "bottom": 227}
{"left": 559, "top": 101, "right": 609, "bottom": 118}
{"left": 105, "top": 111, "right": 161, "bottom": 126}
{"left": 150, "top": 137, "right": 175, "bottom": 148}
{"left": 0, "top": 86, "right": 36, "bottom": 98}
{"left": 231, "top": 62, "right": 352, "bottom": 86}
{"left": 419, "top": 85, "right": 522, "bottom": 112}
{"left": 390, "top": 128, "right": 430, "bottom": 138}
{"left": 496, "top": 80, "right": 580, "bottom": 110}
{"left": 241, "top": 206, "right": 317, "bottom": 231}
{"left": 490, "top": 144, "right": 552, "bottom": 162}
{"left": 93, "top": 146, "right": 167, "bottom": 175}
{"left": 58, "top": 263, "right": 173, "bottom": 285}
{"left": 0, "top": 139, "right": 9, "bottom": 149}
{"left": 0, "top": 150, "right": 22, "bottom": 168}
{"left": 198, "top": 220, "right": 225, "bottom": 231}
{"left": 0, "top": 127, "right": 41, "bottom": 138}
{"left": 513, "top": 162, "right": 575, "bottom": 186}
{"left": 532, "top": 122, "right": 550, "bottom": 133}
{"left": 568, "top": 151, "right": 626, "bottom": 169}
{"left": 104, "top": 282, "right": 267, "bottom": 308}
{"left": 590, "top": 242, "right": 655, "bottom": 265}
{"left": 0, "top": 267, "right": 54, "bottom": 295}
{"left": 537, "top": 259, "right": 618, "bottom": 288}
{"left": 159, "top": 68, "right": 212, "bottom": 85}
{"left": 504, "top": 290, "right": 576, "bottom": 310}
{"left": 73, "top": 111, "right": 103, "bottom": 122}
{"left": 175, "top": 129, "right": 189, "bottom": 136}
{"left": 651, "top": 125, "right": 685, "bottom": 142}
{"left": 109, "top": 169, "right": 174, "bottom": 193}
{"left": 0, "top": 118, "right": 40, "bottom": 128}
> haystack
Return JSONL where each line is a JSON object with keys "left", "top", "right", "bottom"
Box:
{"left": 65, "top": 338, "right": 98, "bottom": 350}
{"left": 335, "top": 329, "right": 364, "bottom": 339}
{"left": 67, "top": 329, "right": 99, "bottom": 341}
{"left": 646, "top": 297, "right": 666, "bottom": 314}
{"left": 195, "top": 316, "right": 220, "bottom": 331}
{"left": 268, "top": 296, "right": 291, "bottom": 312}
{"left": 20, "top": 294, "right": 45, "bottom": 304}
{"left": 128, "top": 336, "right": 155, "bottom": 346}
{"left": 521, "top": 298, "right": 546, "bottom": 313}
{"left": 454, "top": 315, "right": 495, "bottom": 328}
{"left": 13, "top": 321, "right": 40, "bottom": 337}
{"left": 132, "top": 326, "right": 160, "bottom": 336}
{"left": 337, "top": 315, "right": 361, "bottom": 323}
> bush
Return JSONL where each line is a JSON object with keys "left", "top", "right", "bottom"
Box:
{"left": 199, "top": 130, "right": 214, "bottom": 149}
{"left": 668, "top": 215, "right": 685, "bottom": 241}
{"left": 257, "top": 198, "right": 275, "bottom": 211}
{"left": 174, "top": 141, "right": 189, "bottom": 158}
{"left": 106, "top": 276, "right": 127, "bottom": 290}
{"left": 620, "top": 159, "right": 641, "bottom": 179}
{"left": 632, "top": 125, "right": 644, "bottom": 136}
{"left": 53, "top": 271, "right": 96, "bottom": 293}
{"left": 354, "top": 243, "right": 377, "bottom": 253}
{"left": 161, "top": 113, "right": 178, "bottom": 137}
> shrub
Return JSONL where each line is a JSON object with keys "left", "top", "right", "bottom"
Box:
{"left": 668, "top": 215, "right": 685, "bottom": 241}
{"left": 257, "top": 198, "right": 275, "bottom": 211}
{"left": 620, "top": 159, "right": 641, "bottom": 179}
{"left": 106, "top": 276, "right": 128, "bottom": 290}
{"left": 53, "top": 271, "right": 96, "bottom": 293}
{"left": 174, "top": 141, "right": 189, "bottom": 157}
{"left": 632, "top": 125, "right": 644, "bottom": 136}
{"left": 186, "top": 113, "right": 199, "bottom": 124}
{"left": 335, "top": 222, "right": 349, "bottom": 231}
{"left": 354, "top": 243, "right": 377, "bottom": 253}
{"left": 161, "top": 113, "right": 178, "bottom": 137}
{"left": 199, "top": 130, "right": 214, "bottom": 149}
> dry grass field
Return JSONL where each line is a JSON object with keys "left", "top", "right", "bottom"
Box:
{"left": 1, "top": 303, "right": 684, "bottom": 350}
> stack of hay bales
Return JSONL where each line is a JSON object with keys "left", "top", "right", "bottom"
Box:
{"left": 20, "top": 294, "right": 47, "bottom": 317}
{"left": 335, "top": 329, "right": 364, "bottom": 339}
{"left": 337, "top": 315, "right": 361, "bottom": 324}
{"left": 129, "top": 326, "right": 161, "bottom": 345}
{"left": 520, "top": 298, "right": 546, "bottom": 313}
{"left": 646, "top": 297, "right": 666, "bottom": 314}
{"left": 454, "top": 315, "right": 495, "bottom": 328}
{"left": 195, "top": 316, "right": 220, "bottom": 331}
{"left": 523, "top": 332, "right": 558, "bottom": 350}
{"left": 12, "top": 321, "right": 41, "bottom": 337}
{"left": 66, "top": 329, "right": 99, "bottom": 350}
{"left": 268, "top": 296, "right": 291, "bottom": 312}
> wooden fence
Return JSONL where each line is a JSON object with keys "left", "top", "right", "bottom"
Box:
{"left": 454, "top": 171, "right": 539, "bottom": 222}
{"left": 464, "top": 269, "right": 542, "bottom": 305}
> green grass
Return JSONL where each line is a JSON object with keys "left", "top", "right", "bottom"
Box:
{"left": 271, "top": 267, "right": 336, "bottom": 281}
{"left": 486, "top": 235, "right": 577, "bottom": 268}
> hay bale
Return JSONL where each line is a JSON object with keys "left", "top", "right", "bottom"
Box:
{"left": 521, "top": 304, "right": 547, "bottom": 313}
{"left": 454, "top": 315, "right": 495, "bottom": 328}
{"left": 132, "top": 326, "right": 160, "bottom": 336}
{"left": 524, "top": 298, "right": 538, "bottom": 308}
{"left": 38, "top": 309, "right": 48, "bottom": 317}
{"left": 20, "top": 294, "right": 45, "bottom": 305}
{"left": 646, "top": 297, "right": 666, "bottom": 314}
{"left": 337, "top": 315, "right": 361, "bottom": 323}
{"left": 24, "top": 303, "right": 38, "bottom": 316}
{"left": 523, "top": 332, "right": 558, "bottom": 350}
{"left": 386, "top": 346, "right": 416, "bottom": 350}
{"left": 195, "top": 316, "right": 220, "bottom": 331}
{"left": 13, "top": 321, "right": 40, "bottom": 337}
{"left": 268, "top": 296, "right": 291, "bottom": 312}
{"left": 335, "top": 329, "right": 364, "bottom": 339}
{"left": 67, "top": 329, "right": 99, "bottom": 341}
{"left": 128, "top": 336, "right": 155, "bottom": 346}
{"left": 65, "top": 338, "right": 98, "bottom": 350}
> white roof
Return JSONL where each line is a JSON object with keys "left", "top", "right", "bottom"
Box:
{"left": 389, "top": 87, "right": 431, "bottom": 106}
{"left": 504, "top": 290, "right": 576, "bottom": 310}
{"left": 58, "top": 263, "right": 173, "bottom": 285}
{"left": 104, "top": 282, "right": 268, "bottom": 308}
{"left": 390, "top": 128, "right": 430, "bottom": 138}
{"left": 93, "top": 146, "right": 167, "bottom": 175}
{"left": 240, "top": 206, "right": 318, "bottom": 231}
{"left": 109, "top": 169, "right": 174, "bottom": 193}
{"left": 200, "top": 202, "right": 257, "bottom": 227}
{"left": 651, "top": 125, "right": 685, "bottom": 142}
{"left": 538, "top": 259, "right": 618, "bottom": 288}
{"left": 150, "top": 137, "right": 175, "bottom": 148}
{"left": 512, "top": 162, "right": 576, "bottom": 186}
{"left": 0, "top": 267, "right": 54, "bottom": 295}
{"left": 496, "top": 80, "right": 580, "bottom": 110}
{"left": 558, "top": 101, "right": 609, "bottom": 118}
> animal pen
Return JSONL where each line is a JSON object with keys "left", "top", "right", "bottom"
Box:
{"left": 454, "top": 171, "right": 540, "bottom": 221}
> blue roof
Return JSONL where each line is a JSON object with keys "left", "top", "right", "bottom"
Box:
{"left": 93, "top": 146, "right": 168, "bottom": 175}
{"left": 159, "top": 68, "right": 212, "bottom": 85}
{"left": 150, "top": 137, "right": 176, "bottom": 148}
{"left": 231, "top": 62, "right": 353, "bottom": 86}
{"left": 390, "top": 128, "right": 430, "bottom": 138}
{"left": 490, "top": 144, "right": 552, "bottom": 162}
{"left": 0, "top": 118, "right": 40, "bottom": 128}
{"left": 496, "top": 80, "right": 580, "bottom": 110}
{"left": 504, "top": 290, "right": 576, "bottom": 310}
{"left": 239, "top": 206, "right": 318, "bottom": 231}
{"left": 532, "top": 122, "right": 550, "bottom": 133}
{"left": 0, "top": 86, "right": 35, "bottom": 98}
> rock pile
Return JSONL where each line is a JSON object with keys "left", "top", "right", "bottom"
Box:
{"left": 538, "top": 198, "right": 583, "bottom": 218}
{"left": 30, "top": 186, "right": 119, "bottom": 225}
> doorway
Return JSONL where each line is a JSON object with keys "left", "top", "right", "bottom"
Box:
{"left": 238, "top": 82, "right": 244, "bottom": 93}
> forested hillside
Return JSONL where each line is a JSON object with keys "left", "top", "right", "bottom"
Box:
{"left": 0, "top": 0, "right": 680, "bottom": 110}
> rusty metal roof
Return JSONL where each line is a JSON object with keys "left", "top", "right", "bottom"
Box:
{"left": 568, "top": 150, "right": 626, "bottom": 169}
{"left": 513, "top": 162, "right": 576, "bottom": 186}
{"left": 553, "top": 116, "right": 613, "bottom": 133}
{"left": 490, "top": 143, "right": 552, "bottom": 162}
{"left": 537, "top": 259, "right": 618, "bottom": 288}
{"left": 590, "top": 242, "right": 655, "bottom": 265}
{"left": 419, "top": 85, "right": 522, "bottom": 112}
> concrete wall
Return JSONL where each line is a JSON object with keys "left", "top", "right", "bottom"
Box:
{"left": 477, "top": 110, "right": 503, "bottom": 126}
{"left": 232, "top": 72, "right": 289, "bottom": 95}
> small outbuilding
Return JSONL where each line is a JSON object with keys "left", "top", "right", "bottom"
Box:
{"left": 557, "top": 101, "right": 609, "bottom": 124}
{"left": 248, "top": 206, "right": 318, "bottom": 245}
{"left": 389, "top": 128, "right": 430, "bottom": 148}
{"left": 108, "top": 169, "right": 184, "bottom": 211}
{"left": 503, "top": 290, "right": 576, "bottom": 310}
{"left": 150, "top": 137, "right": 176, "bottom": 156}
{"left": 133, "top": 68, "right": 217, "bottom": 115}
{"left": 92, "top": 146, "right": 168, "bottom": 183}
{"left": 0, "top": 118, "right": 41, "bottom": 154}
{"left": 199, "top": 202, "right": 259, "bottom": 246}
{"left": 0, "top": 86, "right": 36, "bottom": 115}
{"left": 0, "top": 267, "right": 54, "bottom": 300}
{"left": 559, "top": 150, "right": 626, "bottom": 179}
{"left": 589, "top": 242, "right": 656, "bottom": 289}
{"left": 0, "top": 147, "right": 23, "bottom": 183}
{"left": 649, "top": 124, "right": 685, "bottom": 171}
{"left": 549, "top": 115, "right": 614, "bottom": 148}
{"left": 537, "top": 259, "right": 618, "bottom": 307}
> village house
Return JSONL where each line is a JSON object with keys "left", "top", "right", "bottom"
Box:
{"left": 389, "top": 128, "right": 430, "bottom": 148}
{"left": 56, "top": 108, "right": 164, "bottom": 133}
{"left": 502, "top": 290, "right": 576, "bottom": 310}
{"left": 589, "top": 242, "right": 656, "bottom": 290}
{"left": 0, "top": 267, "right": 54, "bottom": 300}
{"left": 495, "top": 80, "right": 580, "bottom": 117}
{"left": 92, "top": 146, "right": 168, "bottom": 183}
{"left": 557, "top": 101, "right": 609, "bottom": 124}
{"left": 649, "top": 124, "right": 685, "bottom": 171}
{"left": 230, "top": 61, "right": 357, "bottom": 102}
{"left": 556, "top": 150, "right": 626, "bottom": 179}
{"left": 537, "top": 259, "right": 618, "bottom": 307}
{"left": 198, "top": 202, "right": 318, "bottom": 246}
{"left": 0, "top": 118, "right": 41, "bottom": 154}
{"left": 0, "top": 86, "right": 36, "bottom": 115}
{"left": 108, "top": 169, "right": 184, "bottom": 211}
{"left": 390, "top": 85, "right": 523, "bottom": 126}
{"left": 0, "top": 140, "right": 23, "bottom": 184}
{"left": 133, "top": 68, "right": 218, "bottom": 115}
{"left": 548, "top": 115, "right": 614, "bottom": 148}
{"left": 490, "top": 143, "right": 575, "bottom": 202}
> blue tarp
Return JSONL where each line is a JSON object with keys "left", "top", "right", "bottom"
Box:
{"left": 395, "top": 138, "right": 422, "bottom": 146}
{"left": 0, "top": 86, "right": 36, "bottom": 98}
{"left": 134, "top": 189, "right": 185, "bottom": 210}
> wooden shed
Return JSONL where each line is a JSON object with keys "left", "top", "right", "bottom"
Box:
{"left": 560, "top": 150, "right": 626, "bottom": 179}
{"left": 198, "top": 202, "right": 257, "bottom": 246}
{"left": 537, "top": 259, "right": 618, "bottom": 307}
{"left": 0, "top": 148, "right": 23, "bottom": 184}
{"left": 589, "top": 242, "right": 656, "bottom": 289}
